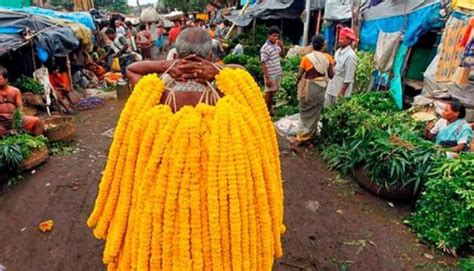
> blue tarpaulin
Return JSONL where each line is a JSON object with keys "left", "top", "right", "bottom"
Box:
{"left": 359, "top": 2, "right": 443, "bottom": 51}
{"left": 0, "top": 6, "right": 95, "bottom": 30}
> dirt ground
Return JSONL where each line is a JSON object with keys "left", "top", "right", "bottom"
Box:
{"left": 0, "top": 100, "right": 457, "bottom": 271}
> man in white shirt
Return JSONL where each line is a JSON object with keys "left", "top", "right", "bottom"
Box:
{"left": 325, "top": 27, "right": 357, "bottom": 107}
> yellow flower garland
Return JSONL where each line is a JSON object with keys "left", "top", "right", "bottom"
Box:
{"left": 88, "top": 70, "right": 284, "bottom": 270}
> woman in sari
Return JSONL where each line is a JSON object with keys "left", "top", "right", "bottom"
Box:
{"left": 425, "top": 101, "right": 472, "bottom": 158}
{"left": 294, "top": 35, "right": 334, "bottom": 144}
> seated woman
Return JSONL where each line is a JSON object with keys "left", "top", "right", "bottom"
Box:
{"left": 293, "top": 35, "right": 334, "bottom": 145}
{"left": 49, "top": 66, "right": 76, "bottom": 114}
{"left": 425, "top": 101, "right": 473, "bottom": 157}
{"left": 0, "top": 66, "right": 44, "bottom": 136}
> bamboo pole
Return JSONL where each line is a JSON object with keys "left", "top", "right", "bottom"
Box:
{"left": 315, "top": 9, "right": 322, "bottom": 35}
{"left": 224, "top": 0, "right": 251, "bottom": 40}
{"left": 302, "top": 0, "right": 311, "bottom": 45}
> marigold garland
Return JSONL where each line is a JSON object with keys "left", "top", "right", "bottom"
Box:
{"left": 88, "top": 69, "right": 284, "bottom": 270}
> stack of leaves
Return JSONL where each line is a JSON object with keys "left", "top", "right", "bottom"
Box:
{"left": 320, "top": 92, "right": 440, "bottom": 194}
{"left": 354, "top": 51, "right": 375, "bottom": 93}
{"left": 0, "top": 134, "right": 48, "bottom": 172}
{"left": 407, "top": 153, "right": 474, "bottom": 255}
{"left": 12, "top": 75, "right": 44, "bottom": 94}
{"left": 87, "top": 69, "right": 284, "bottom": 270}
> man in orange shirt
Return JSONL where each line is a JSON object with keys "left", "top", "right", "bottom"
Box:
{"left": 168, "top": 21, "right": 182, "bottom": 47}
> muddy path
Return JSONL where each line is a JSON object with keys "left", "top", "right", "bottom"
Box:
{"left": 0, "top": 100, "right": 455, "bottom": 271}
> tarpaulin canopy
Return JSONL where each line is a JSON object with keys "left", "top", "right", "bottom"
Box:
{"left": 0, "top": 9, "right": 80, "bottom": 58}
{"left": 1, "top": 6, "right": 95, "bottom": 30}
{"left": 359, "top": 1, "right": 444, "bottom": 50}
{"left": 225, "top": 0, "right": 325, "bottom": 27}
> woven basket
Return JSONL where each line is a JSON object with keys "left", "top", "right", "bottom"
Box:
{"left": 19, "top": 146, "right": 49, "bottom": 171}
{"left": 353, "top": 167, "right": 416, "bottom": 202}
{"left": 43, "top": 115, "right": 76, "bottom": 142}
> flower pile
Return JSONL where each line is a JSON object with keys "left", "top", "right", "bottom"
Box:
{"left": 87, "top": 68, "right": 285, "bottom": 270}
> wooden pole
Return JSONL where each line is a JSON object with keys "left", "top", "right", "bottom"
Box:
{"left": 66, "top": 55, "right": 74, "bottom": 91}
{"left": 224, "top": 0, "right": 251, "bottom": 40}
{"left": 280, "top": 18, "right": 283, "bottom": 35}
{"left": 315, "top": 9, "right": 322, "bottom": 34}
{"left": 252, "top": 18, "right": 256, "bottom": 45}
{"left": 31, "top": 41, "right": 37, "bottom": 71}
{"left": 302, "top": 0, "right": 311, "bottom": 46}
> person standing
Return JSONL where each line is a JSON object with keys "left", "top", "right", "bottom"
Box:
{"left": 294, "top": 35, "right": 334, "bottom": 144}
{"left": 168, "top": 21, "right": 182, "bottom": 48}
{"left": 325, "top": 27, "right": 357, "bottom": 106}
{"left": 106, "top": 28, "right": 133, "bottom": 76}
{"left": 260, "top": 26, "right": 285, "bottom": 115}
{"left": 137, "top": 24, "right": 153, "bottom": 60}
{"left": 115, "top": 20, "right": 126, "bottom": 37}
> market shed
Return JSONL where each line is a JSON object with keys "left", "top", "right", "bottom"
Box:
{"left": 415, "top": 7, "right": 474, "bottom": 117}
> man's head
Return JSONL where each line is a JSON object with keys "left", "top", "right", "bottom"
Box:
{"left": 338, "top": 27, "right": 356, "bottom": 48}
{"left": 312, "top": 34, "right": 325, "bottom": 51}
{"left": 0, "top": 66, "right": 8, "bottom": 89}
{"left": 267, "top": 26, "right": 281, "bottom": 44}
{"left": 207, "top": 2, "right": 220, "bottom": 12}
{"left": 105, "top": 28, "right": 116, "bottom": 40}
{"left": 175, "top": 27, "right": 212, "bottom": 59}
{"left": 139, "top": 24, "right": 147, "bottom": 31}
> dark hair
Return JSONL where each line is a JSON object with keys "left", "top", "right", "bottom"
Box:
{"left": 268, "top": 26, "right": 280, "bottom": 36}
{"left": 312, "top": 34, "right": 325, "bottom": 51}
{"left": 0, "top": 66, "right": 8, "bottom": 79}
{"left": 105, "top": 28, "right": 115, "bottom": 35}
{"left": 139, "top": 24, "right": 147, "bottom": 31}
{"left": 125, "top": 21, "right": 132, "bottom": 27}
{"left": 449, "top": 101, "right": 466, "bottom": 119}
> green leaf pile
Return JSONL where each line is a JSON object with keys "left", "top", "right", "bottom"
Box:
{"left": 407, "top": 153, "right": 474, "bottom": 255}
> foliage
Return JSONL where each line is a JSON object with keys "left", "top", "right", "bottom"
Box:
{"left": 458, "top": 257, "right": 474, "bottom": 271}
{"left": 318, "top": 92, "right": 398, "bottom": 146}
{"left": 0, "top": 133, "right": 47, "bottom": 172}
{"left": 50, "top": 0, "right": 74, "bottom": 10}
{"left": 407, "top": 153, "right": 474, "bottom": 255}
{"left": 279, "top": 72, "right": 298, "bottom": 107}
{"left": 274, "top": 105, "right": 299, "bottom": 119}
{"left": 0, "top": 134, "right": 47, "bottom": 157}
{"left": 354, "top": 51, "right": 375, "bottom": 93}
{"left": 281, "top": 56, "right": 301, "bottom": 73}
{"left": 320, "top": 92, "right": 441, "bottom": 194}
{"left": 229, "top": 25, "right": 293, "bottom": 56}
{"left": 223, "top": 54, "right": 250, "bottom": 66}
{"left": 95, "top": 0, "right": 130, "bottom": 14}
{"left": 363, "top": 133, "right": 442, "bottom": 192}
{"left": 12, "top": 110, "right": 23, "bottom": 133}
{"left": 49, "top": 142, "right": 79, "bottom": 156}
{"left": 159, "top": 0, "right": 208, "bottom": 12}
{"left": 12, "top": 76, "right": 44, "bottom": 94}
{"left": 0, "top": 143, "right": 23, "bottom": 172}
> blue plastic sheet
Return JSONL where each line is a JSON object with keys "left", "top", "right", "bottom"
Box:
{"left": 389, "top": 44, "right": 409, "bottom": 110}
{"left": 359, "top": 2, "right": 443, "bottom": 51}
{"left": 1, "top": 6, "right": 95, "bottom": 30}
{"left": 0, "top": 26, "right": 22, "bottom": 34}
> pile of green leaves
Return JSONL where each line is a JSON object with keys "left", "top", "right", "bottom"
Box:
{"left": 318, "top": 92, "right": 399, "bottom": 146}
{"left": 12, "top": 76, "right": 44, "bottom": 94}
{"left": 223, "top": 55, "right": 264, "bottom": 85}
{"left": 320, "top": 92, "right": 440, "bottom": 194}
{"left": 407, "top": 153, "right": 474, "bottom": 255}
{"left": 354, "top": 51, "right": 375, "bottom": 93}
{"left": 0, "top": 134, "right": 47, "bottom": 172}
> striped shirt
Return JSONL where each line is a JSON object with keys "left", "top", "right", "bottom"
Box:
{"left": 260, "top": 41, "right": 282, "bottom": 77}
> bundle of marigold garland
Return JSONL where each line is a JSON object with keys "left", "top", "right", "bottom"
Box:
{"left": 87, "top": 68, "right": 285, "bottom": 270}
